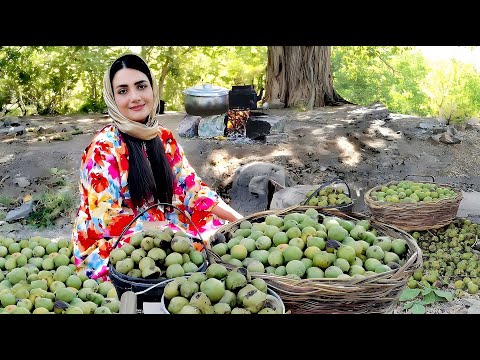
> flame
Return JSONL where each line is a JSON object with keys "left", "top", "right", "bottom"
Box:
{"left": 226, "top": 109, "right": 250, "bottom": 136}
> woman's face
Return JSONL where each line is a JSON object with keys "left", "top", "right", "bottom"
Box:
{"left": 112, "top": 68, "right": 154, "bottom": 123}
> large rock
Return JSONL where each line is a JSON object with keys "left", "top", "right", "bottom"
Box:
{"left": 246, "top": 114, "right": 285, "bottom": 139}
{"left": 0, "top": 126, "right": 26, "bottom": 139}
{"left": 431, "top": 126, "right": 461, "bottom": 144}
{"left": 197, "top": 114, "right": 226, "bottom": 138}
{"left": 229, "top": 162, "right": 295, "bottom": 215}
{"left": 178, "top": 115, "right": 201, "bottom": 138}
{"left": 5, "top": 201, "right": 34, "bottom": 222}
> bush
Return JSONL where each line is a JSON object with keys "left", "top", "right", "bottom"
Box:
{"left": 27, "top": 188, "right": 75, "bottom": 228}
{"left": 78, "top": 99, "right": 106, "bottom": 114}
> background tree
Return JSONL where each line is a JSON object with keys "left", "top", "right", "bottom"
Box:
{"left": 264, "top": 46, "right": 348, "bottom": 109}
{"left": 1, "top": 46, "right": 480, "bottom": 121}
{"left": 332, "top": 46, "right": 427, "bottom": 115}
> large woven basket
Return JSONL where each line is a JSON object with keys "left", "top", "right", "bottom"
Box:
{"left": 364, "top": 176, "right": 463, "bottom": 231}
{"left": 208, "top": 205, "right": 423, "bottom": 314}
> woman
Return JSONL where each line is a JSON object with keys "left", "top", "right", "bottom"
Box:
{"left": 72, "top": 53, "right": 243, "bottom": 280}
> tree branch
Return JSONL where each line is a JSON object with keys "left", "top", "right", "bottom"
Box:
{"left": 180, "top": 46, "right": 194, "bottom": 56}
{"left": 377, "top": 54, "right": 397, "bottom": 75}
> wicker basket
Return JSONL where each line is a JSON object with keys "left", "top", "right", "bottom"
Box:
{"left": 364, "top": 176, "right": 463, "bottom": 231}
{"left": 208, "top": 205, "right": 423, "bottom": 314}
{"left": 302, "top": 177, "right": 354, "bottom": 212}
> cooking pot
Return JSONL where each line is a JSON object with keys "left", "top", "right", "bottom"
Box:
{"left": 183, "top": 84, "right": 229, "bottom": 117}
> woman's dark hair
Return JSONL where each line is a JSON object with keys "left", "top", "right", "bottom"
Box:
{"left": 110, "top": 54, "right": 174, "bottom": 209}
{"left": 110, "top": 54, "right": 153, "bottom": 87}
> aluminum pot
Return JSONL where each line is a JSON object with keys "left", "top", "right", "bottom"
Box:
{"left": 183, "top": 84, "right": 229, "bottom": 117}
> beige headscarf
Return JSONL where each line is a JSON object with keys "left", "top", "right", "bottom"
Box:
{"left": 102, "top": 53, "right": 160, "bottom": 140}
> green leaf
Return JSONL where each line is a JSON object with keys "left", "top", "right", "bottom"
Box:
{"left": 433, "top": 289, "right": 454, "bottom": 302}
{"left": 421, "top": 287, "right": 433, "bottom": 296}
{"left": 422, "top": 291, "right": 437, "bottom": 304}
{"left": 399, "top": 288, "right": 421, "bottom": 301}
{"left": 411, "top": 303, "right": 426, "bottom": 314}
{"left": 403, "top": 301, "right": 415, "bottom": 309}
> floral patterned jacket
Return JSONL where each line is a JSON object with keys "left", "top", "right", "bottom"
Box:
{"left": 72, "top": 124, "right": 223, "bottom": 279}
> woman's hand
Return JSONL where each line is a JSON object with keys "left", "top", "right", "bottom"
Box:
{"left": 211, "top": 198, "right": 244, "bottom": 222}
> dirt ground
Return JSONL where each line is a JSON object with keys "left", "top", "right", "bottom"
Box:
{"left": 1, "top": 103, "right": 480, "bottom": 314}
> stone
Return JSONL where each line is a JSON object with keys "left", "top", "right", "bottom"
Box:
{"left": 246, "top": 114, "right": 285, "bottom": 139}
{"left": 2, "top": 117, "right": 21, "bottom": 127}
{"left": 446, "top": 125, "right": 458, "bottom": 136}
{"left": 13, "top": 177, "right": 30, "bottom": 188}
{"left": 37, "top": 126, "right": 57, "bottom": 134}
{"left": 5, "top": 201, "right": 34, "bottom": 222}
{"left": 465, "top": 123, "right": 480, "bottom": 131}
{"left": 432, "top": 128, "right": 445, "bottom": 135}
{"left": 0, "top": 126, "right": 26, "bottom": 138}
{"left": 229, "top": 162, "right": 295, "bottom": 215}
{"left": 418, "top": 122, "right": 437, "bottom": 130}
{"left": 178, "top": 115, "right": 201, "bottom": 138}
{"left": 198, "top": 114, "right": 226, "bottom": 138}
{"left": 439, "top": 131, "right": 461, "bottom": 144}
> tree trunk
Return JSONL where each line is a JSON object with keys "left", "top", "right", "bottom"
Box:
{"left": 265, "top": 46, "right": 349, "bottom": 109}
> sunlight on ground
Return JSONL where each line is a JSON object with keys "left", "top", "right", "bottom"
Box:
{"left": 351, "top": 107, "right": 373, "bottom": 115}
{"left": 369, "top": 120, "right": 403, "bottom": 140}
{"left": 389, "top": 113, "right": 413, "bottom": 120}
{"left": 269, "top": 148, "right": 292, "bottom": 157}
{"left": 76, "top": 118, "right": 96, "bottom": 123}
{"left": 362, "top": 138, "right": 386, "bottom": 149}
{"left": 208, "top": 149, "right": 243, "bottom": 177}
{"left": 324, "top": 124, "right": 342, "bottom": 130}
{"left": 339, "top": 119, "right": 357, "bottom": 124}
{"left": 207, "top": 147, "right": 295, "bottom": 178}
{"left": 0, "top": 154, "right": 14, "bottom": 164}
{"left": 296, "top": 114, "right": 314, "bottom": 120}
{"left": 336, "top": 136, "right": 361, "bottom": 166}
{"left": 312, "top": 128, "right": 327, "bottom": 136}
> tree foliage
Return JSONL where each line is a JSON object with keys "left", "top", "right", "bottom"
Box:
{"left": 1, "top": 46, "right": 479, "bottom": 122}
{"left": 332, "top": 46, "right": 480, "bottom": 120}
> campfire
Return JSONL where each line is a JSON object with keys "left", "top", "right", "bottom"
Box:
{"left": 224, "top": 85, "right": 266, "bottom": 138}
{"left": 179, "top": 84, "right": 283, "bottom": 141}
{"left": 225, "top": 109, "right": 250, "bottom": 137}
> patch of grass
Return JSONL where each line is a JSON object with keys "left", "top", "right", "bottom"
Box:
{"left": 0, "top": 195, "right": 16, "bottom": 207}
{"left": 27, "top": 188, "right": 75, "bottom": 228}
{"left": 44, "top": 168, "right": 69, "bottom": 188}
{"left": 0, "top": 210, "right": 5, "bottom": 221}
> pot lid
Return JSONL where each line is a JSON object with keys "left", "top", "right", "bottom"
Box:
{"left": 184, "top": 84, "right": 228, "bottom": 97}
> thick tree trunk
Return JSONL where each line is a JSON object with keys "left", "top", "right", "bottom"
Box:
{"left": 265, "top": 46, "right": 349, "bottom": 109}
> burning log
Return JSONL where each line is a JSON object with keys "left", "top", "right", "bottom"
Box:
{"left": 225, "top": 109, "right": 250, "bottom": 137}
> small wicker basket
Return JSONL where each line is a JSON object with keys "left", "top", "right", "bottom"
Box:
{"left": 302, "top": 177, "right": 354, "bottom": 212}
{"left": 364, "top": 175, "right": 463, "bottom": 231}
{"left": 208, "top": 205, "right": 423, "bottom": 314}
